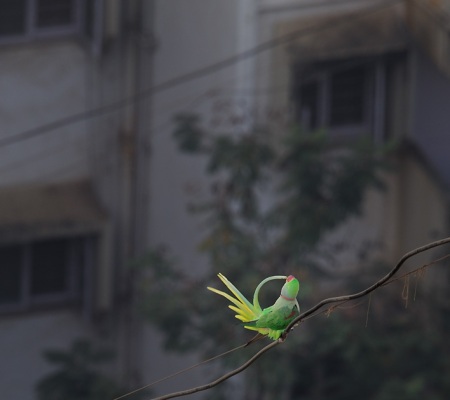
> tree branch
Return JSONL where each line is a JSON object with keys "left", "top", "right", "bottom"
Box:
{"left": 152, "top": 341, "right": 280, "bottom": 400}
{"left": 285, "top": 236, "right": 450, "bottom": 333}
{"left": 151, "top": 237, "right": 450, "bottom": 400}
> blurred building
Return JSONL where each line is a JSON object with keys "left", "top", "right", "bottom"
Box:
{"left": 147, "top": 0, "right": 450, "bottom": 394}
{"left": 0, "top": 0, "right": 449, "bottom": 399}
{"left": 258, "top": 0, "right": 450, "bottom": 267}
{"left": 0, "top": 0, "right": 154, "bottom": 398}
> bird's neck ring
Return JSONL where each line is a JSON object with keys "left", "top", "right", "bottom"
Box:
{"left": 280, "top": 294, "right": 295, "bottom": 301}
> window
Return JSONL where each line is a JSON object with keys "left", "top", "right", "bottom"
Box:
{"left": 294, "top": 60, "right": 378, "bottom": 138}
{"left": 0, "top": 0, "right": 100, "bottom": 46}
{"left": 298, "top": 81, "right": 319, "bottom": 130}
{"left": 0, "top": 0, "right": 27, "bottom": 37}
{"left": 36, "top": 0, "right": 76, "bottom": 29}
{"left": 294, "top": 54, "right": 409, "bottom": 141}
{"left": 0, "top": 236, "right": 94, "bottom": 313}
{"left": 329, "top": 67, "right": 367, "bottom": 126}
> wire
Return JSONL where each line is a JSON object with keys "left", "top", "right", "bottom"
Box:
{"left": 259, "top": 0, "right": 392, "bottom": 14}
{"left": 0, "top": 50, "right": 397, "bottom": 176}
{"left": 112, "top": 342, "right": 247, "bottom": 400}
{"left": 0, "top": 0, "right": 402, "bottom": 149}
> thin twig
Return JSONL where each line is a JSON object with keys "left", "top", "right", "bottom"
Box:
{"left": 150, "top": 237, "right": 450, "bottom": 400}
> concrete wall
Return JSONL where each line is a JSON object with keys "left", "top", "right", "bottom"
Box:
{"left": 0, "top": 311, "right": 94, "bottom": 400}
{"left": 148, "top": 0, "right": 245, "bottom": 276}
{"left": 0, "top": 39, "right": 97, "bottom": 400}
{"left": 0, "top": 41, "right": 90, "bottom": 187}
{"left": 390, "top": 152, "right": 448, "bottom": 261}
{"left": 142, "top": 1, "right": 255, "bottom": 397}
{"left": 411, "top": 46, "right": 450, "bottom": 187}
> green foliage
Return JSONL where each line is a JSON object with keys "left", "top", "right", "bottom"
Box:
{"left": 136, "top": 248, "right": 207, "bottom": 351}
{"left": 36, "top": 338, "right": 141, "bottom": 400}
{"left": 272, "top": 130, "right": 386, "bottom": 255}
{"left": 138, "top": 114, "right": 449, "bottom": 399}
{"left": 172, "top": 114, "right": 205, "bottom": 152}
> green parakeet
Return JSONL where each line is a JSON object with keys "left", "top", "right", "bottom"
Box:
{"left": 208, "top": 273, "right": 300, "bottom": 341}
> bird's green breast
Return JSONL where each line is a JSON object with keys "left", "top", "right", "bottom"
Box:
{"left": 255, "top": 305, "right": 299, "bottom": 330}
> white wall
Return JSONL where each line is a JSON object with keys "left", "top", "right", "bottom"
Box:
{"left": 411, "top": 46, "right": 450, "bottom": 187}
{"left": 0, "top": 39, "right": 99, "bottom": 400}
{"left": 148, "top": 0, "right": 243, "bottom": 275}
{"left": 0, "top": 41, "right": 91, "bottom": 186}
{"left": 142, "top": 1, "right": 254, "bottom": 397}
{"left": 0, "top": 311, "right": 94, "bottom": 400}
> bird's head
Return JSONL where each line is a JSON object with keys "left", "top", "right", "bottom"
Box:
{"left": 281, "top": 275, "right": 299, "bottom": 300}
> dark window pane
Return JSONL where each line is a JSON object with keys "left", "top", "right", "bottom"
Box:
{"left": 0, "top": 0, "right": 26, "bottom": 36}
{"left": 330, "top": 67, "right": 366, "bottom": 126}
{"left": 0, "top": 245, "right": 22, "bottom": 304}
{"left": 36, "top": 0, "right": 74, "bottom": 28}
{"left": 299, "top": 81, "right": 319, "bottom": 130}
{"left": 84, "top": 0, "right": 93, "bottom": 38}
{"left": 30, "top": 239, "right": 68, "bottom": 296}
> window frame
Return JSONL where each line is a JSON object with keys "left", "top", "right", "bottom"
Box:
{"left": 0, "top": 235, "right": 94, "bottom": 314}
{"left": 0, "top": 0, "right": 97, "bottom": 47}
{"left": 294, "top": 57, "right": 388, "bottom": 141}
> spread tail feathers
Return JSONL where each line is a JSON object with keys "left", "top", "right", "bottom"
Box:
{"left": 207, "top": 273, "right": 261, "bottom": 322}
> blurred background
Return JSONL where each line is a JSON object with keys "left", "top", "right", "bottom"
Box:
{"left": 0, "top": 0, "right": 449, "bottom": 399}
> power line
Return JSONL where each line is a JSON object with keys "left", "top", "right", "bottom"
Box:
{"left": 113, "top": 342, "right": 247, "bottom": 400}
{"left": 0, "top": 0, "right": 402, "bottom": 149}
{"left": 259, "top": 0, "right": 389, "bottom": 13}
